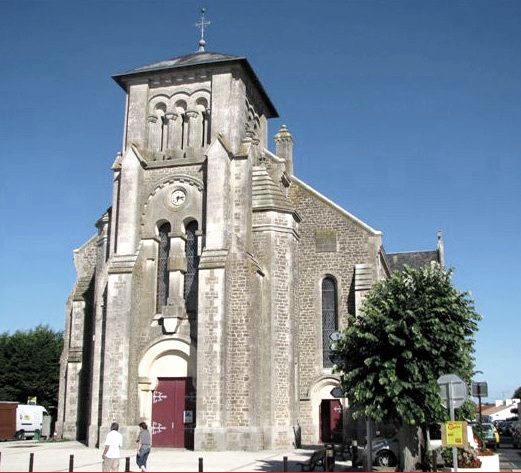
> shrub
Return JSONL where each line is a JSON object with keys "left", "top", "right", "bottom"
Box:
{"left": 441, "top": 446, "right": 482, "bottom": 469}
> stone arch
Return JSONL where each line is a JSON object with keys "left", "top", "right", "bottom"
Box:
{"left": 146, "top": 97, "right": 169, "bottom": 151}
{"left": 307, "top": 374, "right": 345, "bottom": 444}
{"left": 194, "top": 97, "right": 210, "bottom": 146}
{"left": 154, "top": 218, "right": 172, "bottom": 236}
{"left": 140, "top": 174, "right": 204, "bottom": 235}
{"left": 137, "top": 336, "right": 196, "bottom": 422}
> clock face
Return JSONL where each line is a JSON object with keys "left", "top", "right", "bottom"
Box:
{"left": 171, "top": 189, "right": 186, "bottom": 206}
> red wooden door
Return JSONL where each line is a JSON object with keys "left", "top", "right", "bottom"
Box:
{"left": 152, "top": 378, "right": 196, "bottom": 448}
{"left": 320, "top": 399, "right": 343, "bottom": 443}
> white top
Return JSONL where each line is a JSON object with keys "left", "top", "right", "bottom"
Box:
{"left": 104, "top": 430, "right": 123, "bottom": 459}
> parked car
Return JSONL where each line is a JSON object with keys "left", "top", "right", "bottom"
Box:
{"left": 472, "top": 423, "right": 500, "bottom": 449}
{"left": 361, "top": 437, "right": 399, "bottom": 467}
{"left": 505, "top": 420, "right": 518, "bottom": 436}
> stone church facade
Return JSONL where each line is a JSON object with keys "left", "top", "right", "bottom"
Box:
{"left": 57, "top": 48, "right": 442, "bottom": 451}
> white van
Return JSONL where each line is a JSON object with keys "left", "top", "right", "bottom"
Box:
{"left": 16, "top": 404, "right": 49, "bottom": 439}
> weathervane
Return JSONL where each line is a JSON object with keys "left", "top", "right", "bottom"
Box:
{"left": 195, "top": 8, "right": 211, "bottom": 52}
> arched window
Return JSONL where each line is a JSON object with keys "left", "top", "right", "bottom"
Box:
{"left": 195, "top": 98, "right": 210, "bottom": 147}
{"left": 147, "top": 103, "right": 167, "bottom": 152}
{"left": 322, "top": 276, "right": 338, "bottom": 368}
{"left": 156, "top": 222, "right": 171, "bottom": 311}
{"left": 184, "top": 221, "right": 199, "bottom": 312}
{"left": 174, "top": 101, "right": 187, "bottom": 150}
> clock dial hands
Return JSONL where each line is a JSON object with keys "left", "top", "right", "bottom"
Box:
{"left": 171, "top": 190, "right": 186, "bottom": 206}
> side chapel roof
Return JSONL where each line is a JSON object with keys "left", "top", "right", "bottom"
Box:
{"left": 385, "top": 231, "right": 445, "bottom": 272}
{"left": 385, "top": 250, "right": 441, "bottom": 272}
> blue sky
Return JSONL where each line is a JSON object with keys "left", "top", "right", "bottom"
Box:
{"left": 1, "top": 1, "right": 519, "bottom": 403}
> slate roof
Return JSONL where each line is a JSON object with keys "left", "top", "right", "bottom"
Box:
{"left": 386, "top": 250, "right": 440, "bottom": 272}
{"left": 112, "top": 51, "right": 278, "bottom": 118}
{"left": 115, "top": 51, "right": 242, "bottom": 76}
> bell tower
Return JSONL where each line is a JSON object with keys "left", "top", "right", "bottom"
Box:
{"left": 95, "top": 38, "right": 289, "bottom": 450}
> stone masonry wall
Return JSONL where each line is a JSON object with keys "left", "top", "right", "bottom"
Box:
{"left": 290, "top": 182, "right": 377, "bottom": 443}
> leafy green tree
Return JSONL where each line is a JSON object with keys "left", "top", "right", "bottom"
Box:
{"left": 331, "top": 263, "right": 481, "bottom": 471}
{"left": 0, "top": 325, "right": 63, "bottom": 410}
{"left": 513, "top": 386, "right": 521, "bottom": 400}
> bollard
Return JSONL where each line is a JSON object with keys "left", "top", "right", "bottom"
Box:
{"left": 125, "top": 456, "right": 130, "bottom": 472}
{"left": 29, "top": 452, "right": 34, "bottom": 472}
{"left": 283, "top": 455, "right": 288, "bottom": 472}
{"left": 325, "top": 444, "right": 335, "bottom": 472}
{"left": 69, "top": 454, "right": 74, "bottom": 472}
{"left": 351, "top": 439, "right": 358, "bottom": 466}
{"left": 198, "top": 456, "right": 203, "bottom": 472}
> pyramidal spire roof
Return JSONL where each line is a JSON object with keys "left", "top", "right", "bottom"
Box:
{"left": 112, "top": 51, "right": 278, "bottom": 118}
{"left": 112, "top": 7, "right": 238, "bottom": 81}
{"left": 112, "top": 9, "right": 278, "bottom": 117}
{"left": 115, "top": 51, "right": 243, "bottom": 78}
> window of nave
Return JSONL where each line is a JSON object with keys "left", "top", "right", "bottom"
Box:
{"left": 321, "top": 276, "right": 338, "bottom": 368}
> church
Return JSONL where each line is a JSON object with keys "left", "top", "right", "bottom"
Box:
{"left": 57, "top": 30, "right": 443, "bottom": 451}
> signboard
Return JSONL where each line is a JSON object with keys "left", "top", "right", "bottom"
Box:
{"left": 437, "top": 374, "right": 468, "bottom": 409}
{"left": 471, "top": 381, "right": 488, "bottom": 398}
{"left": 441, "top": 421, "right": 468, "bottom": 447}
{"left": 330, "top": 387, "right": 345, "bottom": 398}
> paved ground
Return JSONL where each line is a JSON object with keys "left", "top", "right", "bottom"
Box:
{"left": 0, "top": 440, "right": 358, "bottom": 472}
{"left": 3, "top": 439, "right": 520, "bottom": 472}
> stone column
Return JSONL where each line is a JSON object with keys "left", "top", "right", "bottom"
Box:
{"left": 181, "top": 110, "right": 198, "bottom": 153}
{"left": 164, "top": 112, "right": 178, "bottom": 153}
{"left": 146, "top": 115, "right": 160, "bottom": 152}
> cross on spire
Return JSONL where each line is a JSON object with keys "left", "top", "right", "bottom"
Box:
{"left": 195, "top": 8, "right": 211, "bottom": 52}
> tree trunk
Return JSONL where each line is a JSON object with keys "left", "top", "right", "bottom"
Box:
{"left": 397, "top": 423, "right": 422, "bottom": 471}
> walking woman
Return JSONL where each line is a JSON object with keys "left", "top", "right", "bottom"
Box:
{"left": 136, "top": 422, "right": 151, "bottom": 472}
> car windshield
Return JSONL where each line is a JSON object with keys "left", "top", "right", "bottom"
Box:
{"left": 474, "top": 424, "right": 493, "bottom": 435}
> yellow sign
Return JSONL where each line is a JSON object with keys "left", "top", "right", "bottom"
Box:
{"left": 442, "top": 421, "right": 468, "bottom": 447}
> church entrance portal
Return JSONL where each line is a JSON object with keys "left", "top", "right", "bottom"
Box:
{"left": 152, "top": 377, "right": 196, "bottom": 448}
{"left": 319, "top": 399, "right": 343, "bottom": 443}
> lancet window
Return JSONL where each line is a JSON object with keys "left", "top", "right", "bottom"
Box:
{"left": 147, "top": 103, "right": 167, "bottom": 152}
{"left": 184, "top": 221, "right": 199, "bottom": 312}
{"left": 322, "top": 276, "right": 338, "bottom": 368}
{"left": 156, "top": 222, "right": 171, "bottom": 311}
